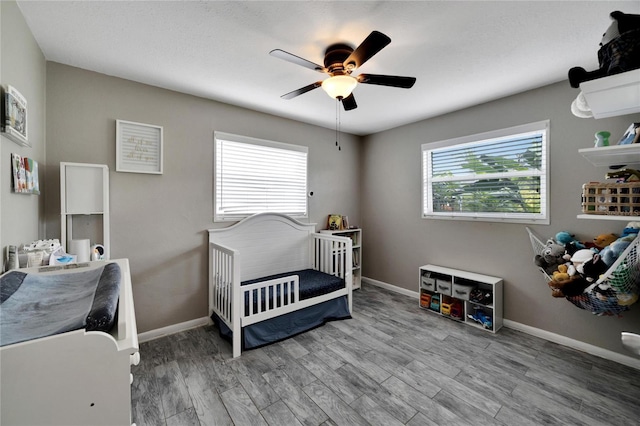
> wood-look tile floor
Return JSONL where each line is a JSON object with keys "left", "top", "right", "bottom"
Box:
{"left": 131, "top": 284, "right": 640, "bottom": 426}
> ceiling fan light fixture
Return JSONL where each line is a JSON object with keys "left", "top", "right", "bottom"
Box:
{"left": 321, "top": 75, "right": 358, "bottom": 99}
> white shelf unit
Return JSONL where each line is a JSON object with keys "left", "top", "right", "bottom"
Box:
{"left": 419, "top": 265, "right": 503, "bottom": 333}
{"left": 579, "top": 144, "right": 640, "bottom": 168}
{"left": 320, "top": 228, "right": 361, "bottom": 290}
{"left": 60, "top": 162, "right": 110, "bottom": 259}
{"left": 578, "top": 146, "right": 640, "bottom": 221}
{"left": 577, "top": 139, "right": 640, "bottom": 221}
{"left": 576, "top": 71, "right": 640, "bottom": 221}
{"left": 579, "top": 69, "right": 640, "bottom": 119}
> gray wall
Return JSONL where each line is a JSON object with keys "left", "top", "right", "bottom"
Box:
{"left": 0, "top": 1, "right": 46, "bottom": 271}
{"left": 361, "top": 80, "right": 640, "bottom": 355}
{"left": 45, "top": 62, "right": 361, "bottom": 333}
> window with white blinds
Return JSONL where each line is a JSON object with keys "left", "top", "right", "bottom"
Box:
{"left": 422, "top": 120, "right": 549, "bottom": 224}
{"left": 214, "top": 132, "right": 308, "bottom": 222}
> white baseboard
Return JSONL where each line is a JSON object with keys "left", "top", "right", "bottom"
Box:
{"left": 138, "top": 317, "right": 210, "bottom": 344}
{"left": 503, "top": 320, "right": 640, "bottom": 370}
{"left": 362, "top": 276, "right": 640, "bottom": 371}
{"left": 362, "top": 276, "right": 419, "bottom": 299}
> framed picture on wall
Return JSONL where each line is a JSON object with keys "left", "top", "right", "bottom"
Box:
{"left": 1, "top": 85, "right": 29, "bottom": 147}
{"left": 116, "top": 119, "right": 163, "bottom": 174}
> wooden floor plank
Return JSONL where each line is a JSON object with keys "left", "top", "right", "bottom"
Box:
{"left": 155, "top": 360, "right": 192, "bottom": 419}
{"left": 220, "top": 384, "right": 268, "bottom": 426}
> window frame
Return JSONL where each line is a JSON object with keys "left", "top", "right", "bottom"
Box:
{"left": 214, "top": 131, "right": 309, "bottom": 222}
{"left": 421, "top": 120, "right": 550, "bottom": 224}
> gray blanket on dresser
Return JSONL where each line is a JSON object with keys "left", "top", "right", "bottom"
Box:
{"left": 0, "top": 263, "right": 121, "bottom": 346}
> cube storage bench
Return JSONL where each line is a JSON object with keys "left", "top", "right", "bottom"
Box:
{"left": 419, "top": 264, "right": 503, "bottom": 333}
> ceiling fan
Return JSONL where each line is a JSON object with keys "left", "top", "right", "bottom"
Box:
{"left": 270, "top": 31, "right": 416, "bottom": 111}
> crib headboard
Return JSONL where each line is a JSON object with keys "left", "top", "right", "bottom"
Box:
{"left": 208, "top": 213, "right": 316, "bottom": 281}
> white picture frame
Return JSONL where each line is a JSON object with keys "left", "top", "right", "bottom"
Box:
{"left": 2, "top": 85, "right": 29, "bottom": 147}
{"left": 116, "top": 119, "right": 163, "bottom": 174}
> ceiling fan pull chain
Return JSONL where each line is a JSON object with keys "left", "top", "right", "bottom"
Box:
{"left": 335, "top": 99, "right": 341, "bottom": 151}
{"left": 338, "top": 104, "right": 341, "bottom": 151}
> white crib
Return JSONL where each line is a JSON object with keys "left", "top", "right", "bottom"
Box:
{"left": 208, "top": 213, "right": 352, "bottom": 358}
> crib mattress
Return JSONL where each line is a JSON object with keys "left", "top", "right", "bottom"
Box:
{"left": 0, "top": 263, "right": 121, "bottom": 346}
{"left": 241, "top": 268, "right": 345, "bottom": 299}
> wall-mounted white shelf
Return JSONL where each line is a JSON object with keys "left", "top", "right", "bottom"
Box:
{"left": 60, "top": 162, "right": 110, "bottom": 259}
{"left": 579, "top": 144, "right": 640, "bottom": 167}
{"left": 580, "top": 70, "right": 640, "bottom": 119}
{"left": 577, "top": 149, "right": 640, "bottom": 220}
{"left": 577, "top": 214, "right": 638, "bottom": 221}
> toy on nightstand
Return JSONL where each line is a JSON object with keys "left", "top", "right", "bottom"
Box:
{"left": 430, "top": 293, "right": 440, "bottom": 312}
{"left": 468, "top": 308, "right": 493, "bottom": 330}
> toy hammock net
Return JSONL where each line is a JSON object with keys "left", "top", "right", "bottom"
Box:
{"left": 527, "top": 227, "right": 640, "bottom": 316}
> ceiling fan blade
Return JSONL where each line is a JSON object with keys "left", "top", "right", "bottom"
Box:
{"left": 341, "top": 93, "right": 357, "bottom": 111}
{"left": 343, "top": 31, "right": 391, "bottom": 70}
{"left": 270, "top": 49, "right": 326, "bottom": 73}
{"left": 281, "top": 82, "right": 323, "bottom": 99}
{"left": 357, "top": 73, "right": 416, "bottom": 88}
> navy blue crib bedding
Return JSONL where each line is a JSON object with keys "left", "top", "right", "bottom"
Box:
{"left": 241, "top": 269, "right": 345, "bottom": 316}
{"left": 211, "top": 269, "right": 351, "bottom": 350}
{"left": 0, "top": 263, "right": 121, "bottom": 346}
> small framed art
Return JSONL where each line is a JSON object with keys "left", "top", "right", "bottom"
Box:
{"left": 11, "top": 153, "right": 39, "bottom": 194}
{"left": 618, "top": 123, "right": 640, "bottom": 145}
{"left": 328, "top": 214, "right": 342, "bottom": 230}
{"left": 2, "top": 85, "right": 29, "bottom": 147}
{"left": 116, "top": 119, "right": 163, "bottom": 174}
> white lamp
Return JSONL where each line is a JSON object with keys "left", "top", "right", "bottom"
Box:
{"left": 321, "top": 75, "right": 357, "bottom": 99}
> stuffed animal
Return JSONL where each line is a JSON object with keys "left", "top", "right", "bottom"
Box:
{"left": 600, "top": 239, "right": 631, "bottom": 266}
{"left": 552, "top": 264, "right": 571, "bottom": 283}
{"left": 548, "top": 274, "right": 591, "bottom": 298}
{"left": 555, "top": 231, "right": 585, "bottom": 258}
{"left": 593, "top": 233, "right": 618, "bottom": 250}
{"left": 622, "top": 221, "right": 640, "bottom": 238}
{"left": 534, "top": 239, "right": 566, "bottom": 275}
{"left": 571, "top": 249, "right": 596, "bottom": 275}
{"left": 581, "top": 253, "right": 609, "bottom": 282}
{"left": 568, "top": 11, "right": 640, "bottom": 88}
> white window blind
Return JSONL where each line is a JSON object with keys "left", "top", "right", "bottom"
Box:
{"left": 422, "top": 120, "right": 549, "bottom": 224}
{"left": 214, "top": 132, "right": 308, "bottom": 221}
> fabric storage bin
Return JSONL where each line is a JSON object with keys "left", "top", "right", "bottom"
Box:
{"left": 421, "top": 276, "right": 436, "bottom": 292}
{"left": 453, "top": 278, "right": 477, "bottom": 300}
{"left": 436, "top": 278, "right": 452, "bottom": 295}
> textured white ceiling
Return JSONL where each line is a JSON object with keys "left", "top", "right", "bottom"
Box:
{"left": 16, "top": 1, "right": 640, "bottom": 135}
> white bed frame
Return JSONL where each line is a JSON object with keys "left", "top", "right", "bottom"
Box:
{"left": 208, "top": 213, "right": 352, "bottom": 358}
{"left": 0, "top": 258, "right": 139, "bottom": 426}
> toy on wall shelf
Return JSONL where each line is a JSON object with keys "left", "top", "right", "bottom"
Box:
{"left": 594, "top": 131, "right": 611, "bottom": 147}
{"left": 568, "top": 11, "right": 640, "bottom": 88}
